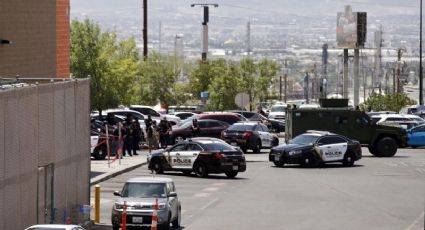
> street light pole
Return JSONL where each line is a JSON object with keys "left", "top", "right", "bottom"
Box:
{"left": 143, "top": 0, "right": 148, "bottom": 59}
{"left": 191, "top": 3, "right": 218, "bottom": 61}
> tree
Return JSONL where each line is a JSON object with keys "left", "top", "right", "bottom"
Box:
{"left": 70, "top": 19, "right": 139, "bottom": 115}
{"left": 239, "top": 58, "right": 257, "bottom": 110}
{"left": 360, "top": 93, "right": 417, "bottom": 112}
{"left": 256, "top": 59, "right": 279, "bottom": 102}
{"left": 138, "top": 53, "right": 179, "bottom": 107}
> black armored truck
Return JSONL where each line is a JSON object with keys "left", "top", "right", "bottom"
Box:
{"left": 285, "top": 99, "right": 407, "bottom": 157}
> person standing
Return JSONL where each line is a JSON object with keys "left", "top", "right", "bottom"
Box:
{"left": 130, "top": 119, "right": 140, "bottom": 156}
{"left": 146, "top": 122, "right": 155, "bottom": 153}
{"left": 191, "top": 119, "right": 200, "bottom": 137}
{"left": 159, "top": 117, "right": 172, "bottom": 148}
{"left": 123, "top": 116, "right": 133, "bottom": 156}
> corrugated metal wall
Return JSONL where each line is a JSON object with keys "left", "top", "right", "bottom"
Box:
{"left": 0, "top": 79, "right": 90, "bottom": 230}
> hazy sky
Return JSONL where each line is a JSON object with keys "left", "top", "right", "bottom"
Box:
{"left": 71, "top": 0, "right": 420, "bottom": 17}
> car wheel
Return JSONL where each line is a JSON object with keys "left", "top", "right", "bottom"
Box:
{"left": 194, "top": 162, "right": 208, "bottom": 178}
{"left": 112, "top": 225, "right": 119, "bottom": 230}
{"left": 172, "top": 206, "right": 181, "bottom": 228}
{"left": 225, "top": 171, "right": 238, "bottom": 178}
{"left": 252, "top": 140, "right": 261, "bottom": 153}
{"left": 152, "top": 159, "right": 164, "bottom": 174}
{"left": 375, "top": 137, "right": 397, "bottom": 157}
{"left": 273, "top": 159, "right": 285, "bottom": 167}
{"left": 174, "top": 135, "right": 185, "bottom": 143}
{"left": 301, "top": 154, "right": 319, "bottom": 168}
{"left": 342, "top": 152, "right": 355, "bottom": 167}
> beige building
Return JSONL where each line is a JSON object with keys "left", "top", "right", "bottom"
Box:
{"left": 0, "top": 1, "right": 91, "bottom": 229}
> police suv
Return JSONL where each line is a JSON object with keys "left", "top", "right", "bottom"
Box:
{"left": 269, "top": 130, "right": 362, "bottom": 167}
{"left": 148, "top": 138, "right": 246, "bottom": 178}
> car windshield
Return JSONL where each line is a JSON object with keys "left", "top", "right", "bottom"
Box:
{"left": 228, "top": 124, "right": 255, "bottom": 131}
{"left": 271, "top": 105, "right": 286, "bottom": 112}
{"left": 179, "top": 121, "right": 193, "bottom": 129}
{"left": 290, "top": 134, "right": 320, "bottom": 145}
{"left": 202, "top": 142, "right": 234, "bottom": 151}
{"left": 121, "top": 182, "right": 166, "bottom": 198}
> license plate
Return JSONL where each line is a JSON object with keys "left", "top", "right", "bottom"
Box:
{"left": 233, "top": 165, "right": 238, "bottom": 170}
{"left": 133, "top": 217, "right": 143, "bottom": 223}
{"left": 274, "top": 155, "right": 280, "bottom": 161}
{"left": 231, "top": 142, "right": 238, "bottom": 146}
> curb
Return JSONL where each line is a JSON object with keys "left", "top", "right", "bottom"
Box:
{"left": 90, "top": 161, "right": 148, "bottom": 186}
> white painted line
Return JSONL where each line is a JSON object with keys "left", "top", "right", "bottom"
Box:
{"left": 194, "top": 193, "right": 210, "bottom": 198}
{"left": 203, "top": 187, "right": 219, "bottom": 192}
{"left": 201, "top": 198, "right": 219, "bottom": 210}
{"left": 404, "top": 211, "right": 424, "bottom": 230}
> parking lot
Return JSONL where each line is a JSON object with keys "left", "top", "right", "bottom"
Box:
{"left": 91, "top": 147, "right": 425, "bottom": 230}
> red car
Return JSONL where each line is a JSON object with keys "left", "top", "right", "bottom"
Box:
{"left": 171, "top": 119, "right": 229, "bottom": 143}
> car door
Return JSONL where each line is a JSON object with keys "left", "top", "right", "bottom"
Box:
{"left": 317, "top": 136, "right": 347, "bottom": 162}
{"left": 184, "top": 143, "right": 203, "bottom": 168}
{"left": 167, "top": 144, "right": 188, "bottom": 169}
{"left": 255, "top": 124, "right": 270, "bottom": 147}
{"left": 167, "top": 182, "right": 178, "bottom": 219}
{"left": 409, "top": 125, "right": 425, "bottom": 146}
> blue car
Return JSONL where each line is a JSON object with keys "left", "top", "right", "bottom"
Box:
{"left": 407, "top": 124, "right": 425, "bottom": 148}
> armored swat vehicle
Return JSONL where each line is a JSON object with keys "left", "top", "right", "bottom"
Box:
{"left": 285, "top": 99, "right": 407, "bottom": 157}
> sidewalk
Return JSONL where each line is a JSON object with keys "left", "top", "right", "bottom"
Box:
{"left": 90, "top": 149, "right": 149, "bottom": 186}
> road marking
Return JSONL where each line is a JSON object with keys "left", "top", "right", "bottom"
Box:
{"left": 194, "top": 193, "right": 210, "bottom": 198}
{"left": 404, "top": 211, "right": 424, "bottom": 230}
{"left": 203, "top": 187, "right": 219, "bottom": 192}
{"left": 201, "top": 198, "right": 219, "bottom": 210}
{"left": 212, "top": 182, "right": 226, "bottom": 186}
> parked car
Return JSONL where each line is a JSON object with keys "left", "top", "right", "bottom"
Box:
{"left": 221, "top": 122, "right": 279, "bottom": 153}
{"left": 25, "top": 225, "right": 86, "bottom": 230}
{"left": 269, "top": 130, "right": 362, "bottom": 167}
{"left": 268, "top": 104, "right": 286, "bottom": 121}
{"left": 171, "top": 111, "right": 197, "bottom": 120}
{"left": 171, "top": 119, "right": 229, "bottom": 143}
{"left": 111, "top": 177, "right": 181, "bottom": 230}
{"left": 370, "top": 114, "right": 425, "bottom": 130}
{"left": 230, "top": 110, "right": 285, "bottom": 133}
{"left": 407, "top": 124, "right": 425, "bottom": 148}
{"left": 197, "top": 112, "right": 246, "bottom": 125}
{"left": 130, "top": 105, "right": 181, "bottom": 126}
{"left": 147, "top": 138, "right": 246, "bottom": 178}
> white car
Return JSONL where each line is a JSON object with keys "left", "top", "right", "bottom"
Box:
{"left": 268, "top": 104, "right": 287, "bottom": 121}
{"left": 25, "top": 225, "right": 86, "bottom": 230}
{"left": 371, "top": 114, "right": 425, "bottom": 130}
{"left": 130, "top": 105, "right": 181, "bottom": 126}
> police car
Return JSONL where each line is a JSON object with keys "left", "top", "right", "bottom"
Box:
{"left": 269, "top": 130, "right": 362, "bottom": 167}
{"left": 147, "top": 138, "right": 246, "bottom": 178}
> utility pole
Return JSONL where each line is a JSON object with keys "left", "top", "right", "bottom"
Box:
{"left": 374, "top": 26, "right": 383, "bottom": 91}
{"left": 191, "top": 3, "right": 218, "bottom": 61}
{"left": 354, "top": 49, "right": 360, "bottom": 106}
{"left": 343, "top": 49, "right": 349, "bottom": 98}
{"left": 143, "top": 0, "right": 148, "bottom": 58}
{"left": 247, "top": 21, "right": 251, "bottom": 57}
{"left": 158, "top": 20, "right": 162, "bottom": 53}
{"left": 284, "top": 60, "right": 288, "bottom": 103}
{"left": 420, "top": 0, "right": 423, "bottom": 105}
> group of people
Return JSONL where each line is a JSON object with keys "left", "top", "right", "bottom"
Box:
{"left": 145, "top": 115, "right": 173, "bottom": 152}
{"left": 106, "top": 113, "right": 142, "bottom": 157}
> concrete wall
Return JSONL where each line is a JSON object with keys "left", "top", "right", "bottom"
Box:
{"left": 0, "top": 79, "right": 90, "bottom": 230}
{"left": 0, "top": 0, "right": 70, "bottom": 78}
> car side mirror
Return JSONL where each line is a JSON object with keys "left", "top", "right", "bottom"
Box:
{"left": 113, "top": 191, "right": 121, "bottom": 196}
{"left": 168, "top": 192, "right": 177, "bottom": 197}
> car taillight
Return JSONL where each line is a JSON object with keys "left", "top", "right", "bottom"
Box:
{"left": 214, "top": 153, "right": 225, "bottom": 159}
{"left": 243, "top": 131, "right": 253, "bottom": 137}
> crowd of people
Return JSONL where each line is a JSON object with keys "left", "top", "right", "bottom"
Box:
{"left": 93, "top": 112, "right": 202, "bottom": 158}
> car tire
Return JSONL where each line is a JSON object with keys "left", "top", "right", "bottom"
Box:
{"left": 375, "top": 137, "right": 397, "bottom": 157}
{"left": 152, "top": 159, "right": 164, "bottom": 174}
{"left": 225, "top": 171, "right": 238, "bottom": 178}
{"left": 174, "top": 135, "right": 185, "bottom": 143}
{"left": 93, "top": 145, "right": 107, "bottom": 160}
{"left": 252, "top": 140, "right": 261, "bottom": 153}
{"left": 194, "top": 162, "right": 208, "bottom": 178}
{"left": 342, "top": 151, "right": 355, "bottom": 167}
{"left": 112, "top": 225, "right": 119, "bottom": 230}
{"left": 172, "top": 206, "right": 181, "bottom": 228}
{"left": 273, "top": 159, "right": 285, "bottom": 167}
{"left": 301, "top": 154, "right": 319, "bottom": 168}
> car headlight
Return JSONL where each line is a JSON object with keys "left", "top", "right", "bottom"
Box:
{"left": 288, "top": 150, "right": 302, "bottom": 156}
{"left": 114, "top": 203, "right": 124, "bottom": 210}
{"left": 158, "top": 203, "right": 166, "bottom": 209}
